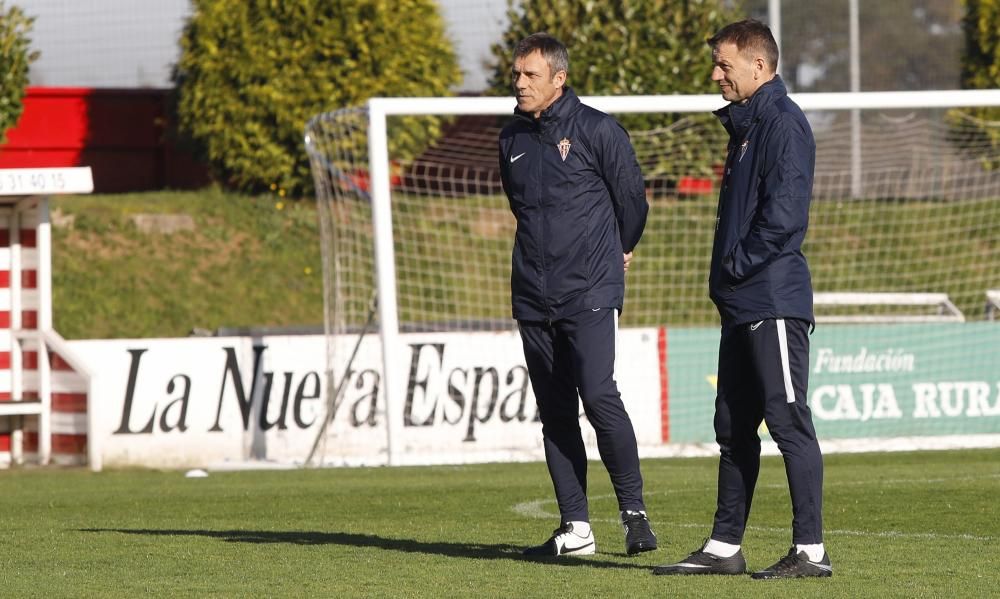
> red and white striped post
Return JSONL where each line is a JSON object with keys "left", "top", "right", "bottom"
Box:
{"left": 0, "top": 167, "right": 94, "bottom": 467}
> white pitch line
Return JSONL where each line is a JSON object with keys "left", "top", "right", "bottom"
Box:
{"left": 511, "top": 473, "right": 999, "bottom": 543}
{"left": 834, "top": 473, "right": 1000, "bottom": 486}
{"left": 745, "top": 525, "right": 995, "bottom": 542}
{"left": 512, "top": 497, "right": 995, "bottom": 542}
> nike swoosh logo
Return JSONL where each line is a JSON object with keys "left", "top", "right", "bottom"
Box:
{"left": 560, "top": 541, "right": 595, "bottom": 554}
{"left": 510, "top": 152, "right": 526, "bottom": 163}
{"left": 750, "top": 320, "right": 764, "bottom": 331}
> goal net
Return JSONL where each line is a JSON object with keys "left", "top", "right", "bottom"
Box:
{"left": 304, "top": 91, "right": 1000, "bottom": 466}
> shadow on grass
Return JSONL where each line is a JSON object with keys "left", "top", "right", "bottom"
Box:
{"left": 79, "top": 528, "right": 643, "bottom": 569}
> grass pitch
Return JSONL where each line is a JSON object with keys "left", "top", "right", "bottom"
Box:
{"left": 0, "top": 448, "right": 996, "bottom": 597}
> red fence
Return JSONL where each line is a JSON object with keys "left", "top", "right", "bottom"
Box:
{"left": 0, "top": 87, "right": 209, "bottom": 193}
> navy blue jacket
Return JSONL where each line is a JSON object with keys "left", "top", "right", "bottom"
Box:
{"left": 499, "top": 88, "right": 648, "bottom": 322}
{"left": 710, "top": 76, "right": 815, "bottom": 326}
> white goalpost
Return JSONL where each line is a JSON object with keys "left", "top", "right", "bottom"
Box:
{"left": 305, "top": 90, "right": 1000, "bottom": 467}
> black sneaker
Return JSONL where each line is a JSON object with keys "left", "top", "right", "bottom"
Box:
{"left": 751, "top": 547, "right": 833, "bottom": 579}
{"left": 652, "top": 541, "right": 747, "bottom": 575}
{"left": 621, "top": 510, "right": 657, "bottom": 555}
{"left": 522, "top": 522, "right": 596, "bottom": 556}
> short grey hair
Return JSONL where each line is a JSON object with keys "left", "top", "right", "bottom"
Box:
{"left": 513, "top": 32, "right": 569, "bottom": 76}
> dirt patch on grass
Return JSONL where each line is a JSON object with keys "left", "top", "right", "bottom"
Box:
{"left": 56, "top": 223, "right": 259, "bottom": 267}
{"left": 131, "top": 214, "right": 197, "bottom": 234}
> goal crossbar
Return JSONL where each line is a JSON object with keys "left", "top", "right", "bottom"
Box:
{"left": 367, "top": 89, "right": 1000, "bottom": 117}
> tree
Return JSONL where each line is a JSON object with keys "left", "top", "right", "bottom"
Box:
{"left": 175, "top": 0, "right": 461, "bottom": 196}
{"left": 0, "top": 2, "right": 38, "bottom": 145}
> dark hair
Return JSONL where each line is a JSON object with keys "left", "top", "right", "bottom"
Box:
{"left": 513, "top": 32, "right": 569, "bottom": 76}
{"left": 708, "top": 19, "right": 779, "bottom": 72}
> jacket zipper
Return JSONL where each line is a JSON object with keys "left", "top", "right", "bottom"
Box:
{"left": 532, "top": 128, "right": 551, "bottom": 322}
{"left": 718, "top": 120, "right": 760, "bottom": 289}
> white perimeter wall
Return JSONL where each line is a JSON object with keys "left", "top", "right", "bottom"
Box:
{"left": 68, "top": 329, "right": 662, "bottom": 469}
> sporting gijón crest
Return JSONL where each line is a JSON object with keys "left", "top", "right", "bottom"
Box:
{"left": 557, "top": 137, "right": 572, "bottom": 161}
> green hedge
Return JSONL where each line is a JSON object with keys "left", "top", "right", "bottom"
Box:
{"left": 487, "top": 0, "right": 737, "bottom": 177}
{"left": 956, "top": 0, "right": 1000, "bottom": 165}
{"left": 490, "top": 0, "right": 736, "bottom": 99}
{"left": 0, "top": 2, "right": 37, "bottom": 145}
{"left": 175, "top": 0, "right": 461, "bottom": 197}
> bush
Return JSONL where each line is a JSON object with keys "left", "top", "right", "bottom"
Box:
{"left": 961, "top": 0, "right": 1000, "bottom": 93}
{"left": 952, "top": 0, "right": 1000, "bottom": 166}
{"left": 0, "top": 2, "right": 37, "bottom": 145}
{"left": 175, "top": 0, "right": 461, "bottom": 197}
{"left": 490, "top": 0, "right": 736, "bottom": 98}
{"left": 487, "top": 0, "right": 737, "bottom": 177}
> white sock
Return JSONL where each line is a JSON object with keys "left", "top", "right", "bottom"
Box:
{"left": 704, "top": 538, "right": 741, "bottom": 557}
{"left": 569, "top": 521, "right": 592, "bottom": 537}
{"left": 796, "top": 543, "right": 825, "bottom": 562}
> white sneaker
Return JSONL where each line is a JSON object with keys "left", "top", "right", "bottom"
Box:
{"left": 522, "top": 522, "right": 596, "bottom": 556}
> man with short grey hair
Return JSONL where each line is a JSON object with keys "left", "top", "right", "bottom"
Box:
{"left": 499, "top": 32, "right": 657, "bottom": 558}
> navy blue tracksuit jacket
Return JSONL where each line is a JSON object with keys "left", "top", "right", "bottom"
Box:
{"left": 498, "top": 87, "right": 649, "bottom": 322}
{"left": 710, "top": 76, "right": 815, "bottom": 326}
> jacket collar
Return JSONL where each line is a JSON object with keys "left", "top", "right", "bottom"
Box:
{"left": 514, "top": 86, "right": 581, "bottom": 131}
{"left": 714, "top": 75, "right": 787, "bottom": 138}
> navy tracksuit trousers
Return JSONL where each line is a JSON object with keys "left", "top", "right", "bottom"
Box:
{"left": 712, "top": 317, "right": 824, "bottom": 545}
{"left": 518, "top": 308, "right": 646, "bottom": 523}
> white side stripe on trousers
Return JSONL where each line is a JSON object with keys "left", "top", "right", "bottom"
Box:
{"left": 613, "top": 309, "right": 620, "bottom": 364}
{"left": 775, "top": 319, "right": 796, "bottom": 404}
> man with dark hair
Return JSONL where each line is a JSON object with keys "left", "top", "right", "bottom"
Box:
{"left": 653, "top": 19, "right": 831, "bottom": 579}
{"left": 498, "top": 32, "right": 657, "bottom": 557}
